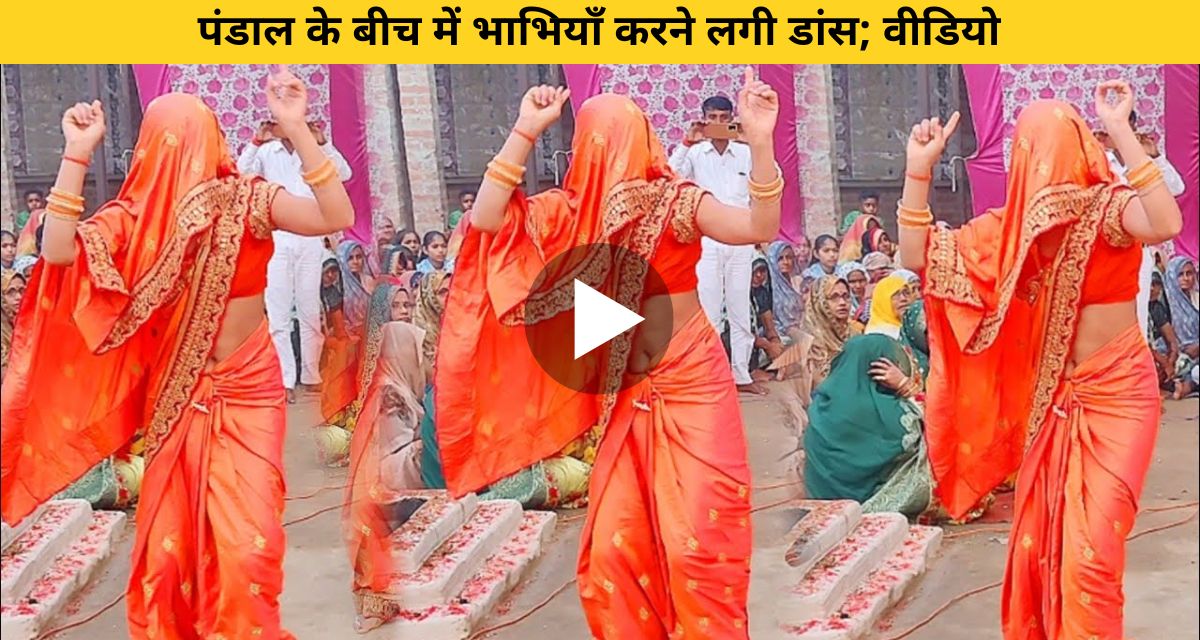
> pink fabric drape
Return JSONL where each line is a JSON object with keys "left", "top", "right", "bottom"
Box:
{"left": 132, "top": 64, "right": 373, "bottom": 244}
{"left": 1165, "top": 64, "right": 1199, "bottom": 260}
{"left": 561, "top": 64, "right": 804, "bottom": 240}
{"left": 962, "top": 65, "right": 1007, "bottom": 216}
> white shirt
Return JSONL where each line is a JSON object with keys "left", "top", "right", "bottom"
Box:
{"left": 668, "top": 140, "right": 752, "bottom": 208}
{"left": 1106, "top": 152, "right": 1187, "bottom": 337}
{"left": 237, "top": 140, "right": 352, "bottom": 199}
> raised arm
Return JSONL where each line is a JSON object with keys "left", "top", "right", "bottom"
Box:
{"left": 40, "top": 101, "right": 106, "bottom": 266}
{"left": 1095, "top": 81, "right": 1183, "bottom": 244}
{"left": 471, "top": 85, "right": 570, "bottom": 234}
{"left": 896, "top": 112, "right": 961, "bottom": 272}
{"left": 263, "top": 69, "right": 355, "bottom": 237}
{"left": 695, "top": 68, "right": 781, "bottom": 245}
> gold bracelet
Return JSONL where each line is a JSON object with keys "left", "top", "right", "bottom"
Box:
{"left": 46, "top": 201, "right": 82, "bottom": 221}
{"left": 1129, "top": 164, "right": 1164, "bottom": 192}
{"left": 307, "top": 165, "right": 338, "bottom": 189}
{"left": 1125, "top": 159, "right": 1158, "bottom": 185}
{"left": 484, "top": 170, "right": 520, "bottom": 190}
{"left": 46, "top": 195, "right": 85, "bottom": 215}
{"left": 489, "top": 157, "right": 526, "bottom": 177}
{"left": 1136, "top": 175, "right": 1166, "bottom": 198}
{"left": 897, "top": 201, "right": 934, "bottom": 227}
{"left": 750, "top": 183, "right": 784, "bottom": 203}
{"left": 49, "top": 187, "right": 85, "bottom": 206}
{"left": 302, "top": 159, "right": 336, "bottom": 186}
{"left": 486, "top": 160, "right": 525, "bottom": 186}
{"left": 748, "top": 170, "right": 783, "bottom": 194}
{"left": 485, "top": 165, "right": 522, "bottom": 190}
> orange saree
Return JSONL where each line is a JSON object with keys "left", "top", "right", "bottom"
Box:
{"left": 436, "top": 94, "right": 750, "bottom": 638}
{"left": 1, "top": 94, "right": 291, "bottom": 639}
{"left": 921, "top": 101, "right": 1155, "bottom": 639}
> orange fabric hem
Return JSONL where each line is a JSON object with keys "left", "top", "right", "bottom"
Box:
{"left": 1001, "top": 324, "right": 1158, "bottom": 640}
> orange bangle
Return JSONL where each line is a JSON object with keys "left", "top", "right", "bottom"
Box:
{"left": 905, "top": 170, "right": 932, "bottom": 182}
{"left": 512, "top": 128, "right": 538, "bottom": 145}
{"left": 62, "top": 154, "right": 91, "bottom": 169}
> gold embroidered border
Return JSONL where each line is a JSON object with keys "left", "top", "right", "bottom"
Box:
{"left": 923, "top": 226, "right": 984, "bottom": 309}
{"left": 1099, "top": 185, "right": 1136, "bottom": 249}
{"left": 669, "top": 183, "right": 703, "bottom": 244}
{"left": 77, "top": 223, "right": 129, "bottom": 295}
{"left": 91, "top": 178, "right": 239, "bottom": 354}
{"left": 1024, "top": 187, "right": 1111, "bottom": 446}
{"left": 966, "top": 184, "right": 1106, "bottom": 354}
{"left": 142, "top": 179, "right": 253, "bottom": 460}
{"left": 500, "top": 178, "right": 671, "bottom": 327}
{"left": 597, "top": 180, "right": 696, "bottom": 427}
{"left": 248, "top": 180, "right": 282, "bottom": 240}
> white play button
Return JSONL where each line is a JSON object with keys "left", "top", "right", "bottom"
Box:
{"left": 573, "top": 279, "right": 644, "bottom": 360}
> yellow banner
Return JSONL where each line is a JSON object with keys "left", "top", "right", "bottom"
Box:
{"left": 2, "top": 0, "right": 1199, "bottom": 62}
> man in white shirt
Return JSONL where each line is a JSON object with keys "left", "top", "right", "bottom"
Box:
{"left": 1102, "top": 110, "right": 1187, "bottom": 338}
{"left": 239, "top": 121, "right": 352, "bottom": 403}
{"left": 669, "top": 96, "right": 766, "bottom": 395}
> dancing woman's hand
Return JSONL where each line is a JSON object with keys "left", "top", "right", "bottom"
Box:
{"left": 1095, "top": 80, "right": 1135, "bottom": 134}
{"left": 61, "top": 100, "right": 106, "bottom": 158}
{"left": 517, "top": 85, "right": 570, "bottom": 138}
{"left": 266, "top": 66, "right": 309, "bottom": 136}
{"left": 737, "top": 67, "right": 778, "bottom": 146}
{"left": 905, "top": 112, "right": 961, "bottom": 175}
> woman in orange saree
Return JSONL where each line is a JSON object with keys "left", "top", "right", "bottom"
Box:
{"left": 897, "top": 82, "right": 1183, "bottom": 639}
{"left": 1, "top": 69, "right": 354, "bottom": 639}
{"left": 436, "top": 69, "right": 780, "bottom": 639}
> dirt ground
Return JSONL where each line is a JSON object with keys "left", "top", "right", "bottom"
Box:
{"left": 53, "top": 390, "right": 1199, "bottom": 639}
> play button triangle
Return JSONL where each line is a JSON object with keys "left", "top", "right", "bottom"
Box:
{"left": 573, "top": 279, "right": 644, "bottom": 360}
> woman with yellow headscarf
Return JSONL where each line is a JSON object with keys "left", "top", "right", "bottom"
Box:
{"left": 864, "top": 273, "right": 913, "bottom": 339}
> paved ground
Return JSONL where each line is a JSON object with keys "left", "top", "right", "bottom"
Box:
{"left": 53, "top": 390, "right": 1199, "bottom": 639}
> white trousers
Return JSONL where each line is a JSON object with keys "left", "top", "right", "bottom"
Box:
{"left": 696, "top": 237, "right": 754, "bottom": 385}
{"left": 265, "top": 231, "right": 325, "bottom": 389}
{"left": 1136, "top": 246, "right": 1153, "bottom": 338}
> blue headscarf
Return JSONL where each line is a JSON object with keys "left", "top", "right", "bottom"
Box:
{"left": 766, "top": 240, "right": 803, "bottom": 336}
{"left": 1166, "top": 256, "right": 1199, "bottom": 347}
{"left": 336, "top": 240, "right": 373, "bottom": 331}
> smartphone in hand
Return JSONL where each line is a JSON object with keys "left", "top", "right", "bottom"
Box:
{"left": 702, "top": 122, "right": 742, "bottom": 140}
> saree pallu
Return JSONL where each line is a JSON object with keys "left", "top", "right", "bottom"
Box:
{"left": 578, "top": 311, "right": 752, "bottom": 639}
{"left": 1002, "top": 324, "right": 1159, "bottom": 640}
{"left": 126, "top": 322, "right": 292, "bottom": 640}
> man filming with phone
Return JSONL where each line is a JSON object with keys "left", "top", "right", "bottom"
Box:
{"left": 669, "top": 95, "right": 767, "bottom": 395}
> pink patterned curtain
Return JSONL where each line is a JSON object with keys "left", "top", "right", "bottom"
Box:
{"left": 132, "top": 64, "right": 373, "bottom": 244}
{"left": 562, "top": 64, "right": 807, "bottom": 241}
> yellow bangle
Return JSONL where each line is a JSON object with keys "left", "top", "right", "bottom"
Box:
{"left": 49, "top": 187, "right": 84, "bottom": 206}
{"left": 1125, "top": 159, "right": 1157, "bottom": 185}
{"left": 897, "top": 201, "right": 934, "bottom": 228}
{"left": 490, "top": 157, "right": 526, "bottom": 175}
{"left": 485, "top": 171, "right": 519, "bottom": 190}
{"left": 47, "top": 195, "right": 85, "bottom": 215}
{"left": 302, "top": 159, "right": 336, "bottom": 186}
{"left": 1129, "top": 165, "right": 1163, "bottom": 192}
{"left": 1136, "top": 175, "right": 1165, "bottom": 198}
{"left": 486, "top": 160, "right": 525, "bottom": 187}
{"left": 46, "top": 201, "right": 82, "bottom": 221}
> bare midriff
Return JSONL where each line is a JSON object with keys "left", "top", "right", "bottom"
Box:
{"left": 1071, "top": 301, "right": 1138, "bottom": 371}
{"left": 208, "top": 295, "right": 267, "bottom": 367}
{"left": 628, "top": 291, "right": 703, "bottom": 375}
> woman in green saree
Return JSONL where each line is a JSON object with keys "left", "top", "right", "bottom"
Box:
{"left": 803, "top": 333, "right": 933, "bottom": 517}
